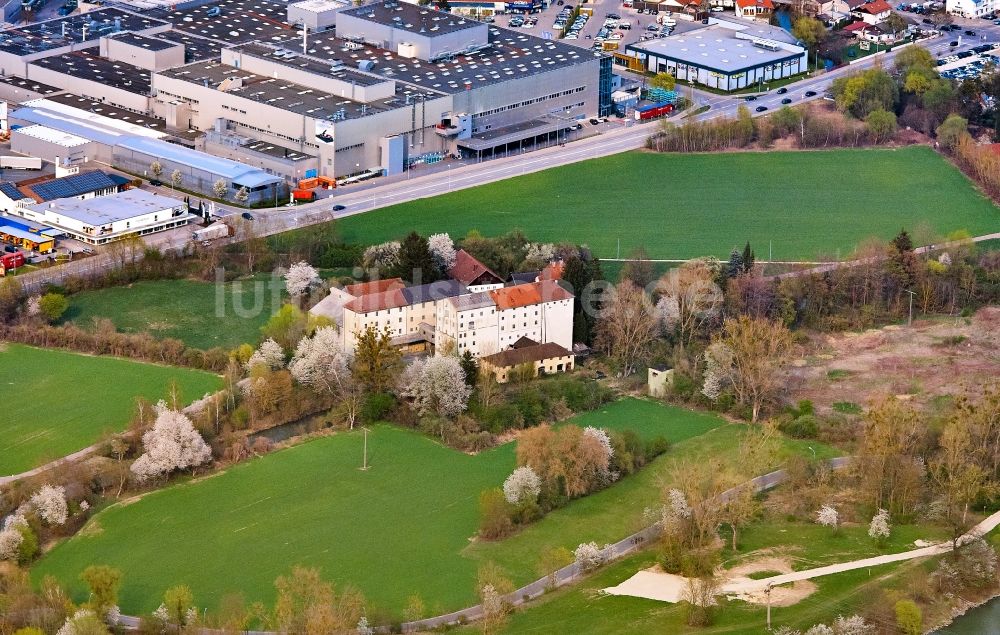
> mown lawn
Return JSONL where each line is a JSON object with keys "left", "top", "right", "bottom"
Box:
{"left": 333, "top": 147, "right": 999, "bottom": 261}
{"left": 32, "top": 399, "right": 733, "bottom": 617}
{"left": 62, "top": 277, "right": 283, "bottom": 350}
{"left": 0, "top": 344, "right": 222, "bottom": 476}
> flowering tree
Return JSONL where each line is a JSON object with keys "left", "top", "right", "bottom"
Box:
{"left": 815, "top": 505, "right": 840, "bottom": 532}
{"left": 212, "top": 178, "right": 228, "bottom": 199}
{"left": 288, "top": 326, "right": 360, "bottom": 428}
{"left": 583, "top": 427, "right": 614, "bottom": 459}
{"left": 130, "top": 403, "right": 212, "bottom": 482}
{"left": 245, "top": 338, "right": 286, "bottom": 372}
{"left": 502, "top": 466, "right": 541, "bottom": 505}
{"left": 0, "top": 527, "right": 22, "bottom": 561}
{"left": 804, "top": 625, "right": 835, "bottom": 635}
{"left": 831, "top": 614, "right": 875, "bottom": 635}
{"left": 283, "top": 261, "right": 321, "bottom": 298}
{"left": 56, "top": 609, "right": 108, "bottom": 635}
{"left": 574, "top": 541, "right": 606, "bottom": 572}
{"left": 356, "top": 616, "right": 374, "bottom": 635}
{"left": 30, "top": 484, "right": 68, "bottom": 526}
{"left": 868, "top": 508, "right": 891, "bottom": 543}
{"left": 362, "top": 241, "right": 400, "bottom": 270}
{"left": 427, "top": 233, "right": 457, "bottom": 271}
{"left": 525, "top": 243, "right": 556, "bottom": 266}
{"left": 399, "top": 356, "right": 472, "bottom": 419}
{"left": 662, "top": 488, "right": 693, "bottom": 538}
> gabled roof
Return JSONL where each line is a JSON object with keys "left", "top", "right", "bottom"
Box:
{"left": 344, "top": 280, "right": 467, "bottom": 313}
{"left": 449, "top": 249, "right": 503, "bottom": 286}
{"left": 345, "top": 277, "right": 405, "bottom": 297}
{"left": 345, "top": 288, "right": 408, "bottom": 313}
{"left": 489, "top": 279, "right": 573, "bottom": 310}
{"left": 482, "top": 341, "right": 573, "bottom": 369}
{"left": 855, "top": 0, "right": 891, "bottom": 12}
{"left": 0, "top": 182, "right": 25, "bottom": 201}
{"left": 401, "top": 280, "right": 467, "bottom": 305}
{"left": 539, "top": 260, "right": 565, "bottom": 281}
{"left": 736, "top": 0, "right": 774, "bottom": 9}
{"left": 509, "top": 271, "right": 540, "bottom": 285}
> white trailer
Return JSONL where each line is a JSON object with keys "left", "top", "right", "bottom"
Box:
{"left": 192, "top": 223, "right": 231, "bottom": 242}
{"left": 0, "top": 156, "right": 42, "bottom": 169}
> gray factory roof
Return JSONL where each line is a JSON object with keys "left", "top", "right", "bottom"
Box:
{"left": 29, "top": 51, "right": 152, "bottom": 95}
{"left": 0, "top": 8, "right": 167, "bottom": 57}
{"left": 160, "top": 60, "right": 439, "bottom": 122}
{"left": 339, "top": 2, "right": 483, "bottom": 37}
{"left": 0, "top": 75, "right": 62, "bottom": 97}
{"left": 44, "top": 93, "right": 170, "bottom": 133}
{"left": 155, "top": 30, "right": 224, "bottom": 62}
{"left": 107, "top": 31, "right": 178, "bottom": 52}
{"left": 241, "top": 139, "right": 313, "bottom": 162}
{"left": 263, "top": 26, "right": 600, "bottom": 95}
{"left": 236, "top": 42, "right": 390, "bottom": 88}
{"left": 116, "top": 136, "right": 283, "bottom": 187}
{"left": 26, "top": 189, "right": 182, "bottom": 225}
{"left": 626, "top": 24, "right": 803, "bottom": 74}
{"left": 162, "top": 0, "right": 293, "bottom": 45}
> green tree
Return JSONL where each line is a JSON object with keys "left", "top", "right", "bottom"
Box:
{"left": 81, "top": 565, "right": 122, "bottom": 616}
{"left": 459, "top": 350, "right": 478, "bottom": 387}
{"left": 478, "top": 488, "right": 513, "bottom": 539}
{"left": 770, "top": 106, "right": 802, "bottom": 137}
{"left": 791, "top": 16, "right": 826, "bottom": 49}
{"left": 163, "top": 584, "right": 195, "bottom": 627}
{"left": 831, "top": 68, "right": 898, "bottom": 119}
{"left": 936, "top": 113, "right": 969, "bottom": 150}
{"left": 885, "top": 11, "right": 908, "bottom": 34}
{"left": 352, "top": 325, "right": 402, "bottom": 393}
{"left": 741, "top": 242, "right": 755, "bottom": 273}
{"left": 923, "top": 79, "right": 956, "bottom": 120}
{"left": 895, "top": 599, "right": 922, "bottom": 635}
{"left": 735, "top": 104, "right": 754, "bottom": 144}
{"left": 903, "top": 70, "right": 933, "bottom": 96}
{"left": 866, "top": 108, "right": 898, "bottom": 144}
{"left": 261, "top": 303, "right": 309, "bottom": 352}
{"left": 16, "top": 524, "right": 38, "bottom": 565}
{"left": 894, "top": 45, "right": 935, "bottom": 75}
{"left": 37, "top": 292, "right": 68, "bottom": 323}
{"left": 391, "top": 231, "right": 441, "bottom": 283}
{"left": 650, "top": 71, "right": 676, "bottom": 91}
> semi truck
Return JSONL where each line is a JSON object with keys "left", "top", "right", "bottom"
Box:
{"left": 634, "top": 102, "right": 675, "bottom": 120}
{"left": 192, "top": 223, "right": 232, "bottom": 242}
{"left": 0, "top": 156, "right": 42, "bottom": 169}
{"left": 0, "top": 251, "right": 25, "bottom": 275}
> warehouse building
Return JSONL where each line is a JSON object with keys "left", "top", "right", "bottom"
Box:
{"left": 621, "top": 20, "right": 806, "bottom": 92}
{"left": 18, "top": 189, "right": 190, "bottom": 244}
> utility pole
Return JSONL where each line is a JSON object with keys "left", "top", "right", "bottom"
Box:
{"left": 764, "top": 582, "right": 773, "bottom": 630}
{"left": 361, "top": 426, "right": 371, "bottom": 471}
{"left": 906, "top": 289, "right": 916, "bottom": 326}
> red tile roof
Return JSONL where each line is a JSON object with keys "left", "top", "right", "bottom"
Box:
{"left": 344, "top": 288, "right": 408, "bottom": 313}
{"left": 857, "top": 0, "right": 891, "bottom": 12}
{"left": 489, "top": 279, "right": 573, "bottom": 310}
{"left": 539, "top": 260, "right": 565, "bottom": 281}
{"left": 345, "top": 277, "right": 405, "bottom": 297}
{"left": 449, "top": 249, "right": 502, "bottom": 286}
{"left": 736, "top": 0, "right": 774, "bottom": 9}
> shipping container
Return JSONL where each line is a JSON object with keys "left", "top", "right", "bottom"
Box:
{"left": 292, "top": 189, "right": 317, "bottom": 202}
{"left": 0, "top": 251, "right": 25, "bottom": 270}
{"left": 0, "top": 156, "right": 42, "bottom": 169}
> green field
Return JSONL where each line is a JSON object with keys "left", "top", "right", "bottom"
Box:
{"left": 336, "top": 147, "right": 999, "bottom": 261}
{"left": 33, "top": 399, "right": 739, "bottom": 617}
{"left": 63, "top": 278, "right": 283, "bottom": 350}
{"left": 0, "top": 344, "right": 222, "bottom": 476}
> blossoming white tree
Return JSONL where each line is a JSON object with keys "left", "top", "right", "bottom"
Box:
{"left": 427, "top": 233, "right": 457, "bottom": 271}
{"left": 583, "top": 426, "right": 614, "bottom": 459}
{"left": 283, "top": 261, "right": 321, "bottom": 298}
{"left": 503, "top": 466, "right": 541, "bottom": 505}
{"left": 816, "top": 505, "right": 840, "bottom": 532}
{"left": 574, "top": 541, "right": 606, "bottom": 571}
{"left": 832, "top": 614, "right": 874, "bottom": 635}
{"left": 399, "top": 356, "right": 472, "bottom": 418}
{"left": 525, "top": 242, "right": 556, "bottom": 266}
{"left": 130, "top": 403, "right": 212, "bottom": 482}
{"left": 868, "top": 508, "right": 891, "bottom": 542}
{"left": 30, "top": 484, "right": 68, "bottom": 526}
{"left": 288, "top": 326, "right": 360, "bottom": 428}
{"left": 245, "top": 338, "right": 285, "bottom": 371}
{"left": 362, "top": 241, "right": 400, "bottom": 270}
{"left": 0, "top": 527, "right": 22, "bottom": 561}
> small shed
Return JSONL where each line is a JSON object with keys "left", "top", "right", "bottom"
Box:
{"left": 648, "top": 364, "right": 674, "bottom": 398}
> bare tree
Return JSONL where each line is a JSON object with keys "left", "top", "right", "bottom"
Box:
{"left": 656, "top": 258, "right": 723, "bottom": 351}
{"left": 595, "top": 280, "right": 657, "bottom": 377}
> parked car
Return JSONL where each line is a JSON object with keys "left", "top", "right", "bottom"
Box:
{"left": 149, "top": 178, "right": 162, "bottom": 186}
{"left": 241, "top": 212, "right": 254, "bottom": 220}
{"left": 755, "top": 105, "right": 768, "bottom": 112}
{"left": 965, "top": 30, "right": 976, "bottom": 35}
{"left": 950, "top": 40, "right": 959, "bottom": 46}
{"left": 3, "top": 244, "right": 16, "bottom": 253}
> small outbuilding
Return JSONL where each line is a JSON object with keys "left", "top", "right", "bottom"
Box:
{"left": 481, "top": 337, "right": 575, "bottom": 383}
{"left": 648, "top": 364, "right": 674, "bottom": 398}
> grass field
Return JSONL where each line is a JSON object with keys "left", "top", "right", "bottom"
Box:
{"left": 0, "top": 344, "right": 222, "bottom": 476}
{"left": 334, "top": 147, "right": 999, "bottom": 261}
{"left": 63, "top": 277, "right": 283, "bottom": 350}
{"left": 32, "top": 399, "right": 746, "bottom": 617}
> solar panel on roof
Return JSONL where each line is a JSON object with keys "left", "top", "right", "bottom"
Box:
{"left": 30, "top": 171, "right": 117, "bottom": 202}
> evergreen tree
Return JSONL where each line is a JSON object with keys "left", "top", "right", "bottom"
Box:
{"left": 892, "top": 228, "right": 913, "bottom": 254}
{"left": 562, "top": 253, "right": 604, "bottom": 345}
{"left": 726, "top": 248, "right": 744, "bottom": 278}
{"left": 741, "top": 242, "right": 755, "bottom": 273}
{"left": 459, "top": 350, "right": 478, "bottom": 387}
{"left": 391, "top": 231, "right": 442, "bottom": 283}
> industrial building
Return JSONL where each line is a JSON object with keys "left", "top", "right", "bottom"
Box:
{"left": 621, "top": 20, "right": 807, "bottom": 92}
{"left": 17, "top": 189, "right": 190, "bottom": 244}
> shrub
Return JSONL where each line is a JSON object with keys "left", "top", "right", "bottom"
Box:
{"left": 362, "top": 392, "right": 396, "bottom": 423}
{"left": 478, "top": 488, "right": 514, "bottom": 540}
{"left": 894, "top": 599, "right": 921, "bottom": 635}
{"left": 832, "top": 401, "right": 862, "bottom": 414}
{"left": 16, "top": 525, "right": 38, "bottom": 565}
{"left": 779, "top": 414, "right": 818, "bottom": 439}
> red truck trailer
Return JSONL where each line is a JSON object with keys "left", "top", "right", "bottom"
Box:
{"left": 634, "top": 102, "right": 675, "bottom": 120}
{"left": 0, "top": 251, "right": 25, "bottom": 275}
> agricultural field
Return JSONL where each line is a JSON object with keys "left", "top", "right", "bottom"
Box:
{"left": 33, "top": 399, "right": 774, "bottom": 618}
{"left": 62, "top": 277, "right": 283, "bottom": 350}
{"left": 0, "top": 344, "right": 223, "bottom": 476}
{"left": 336, "top": 147, "right": 999, "bottom": 261}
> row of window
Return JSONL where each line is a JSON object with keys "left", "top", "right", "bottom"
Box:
{"left": 474, "top": 86, "right": 586, "bottom": 119}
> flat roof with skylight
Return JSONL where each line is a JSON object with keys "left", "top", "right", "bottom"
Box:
{"left": 0, "top": 9, "right": 167, "bottom": 57}
{"left": 339, "top": 2, "right": 483, "bottom": 37}
{"left": 626, "top": 24, "right": 803, "bottom": 75}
